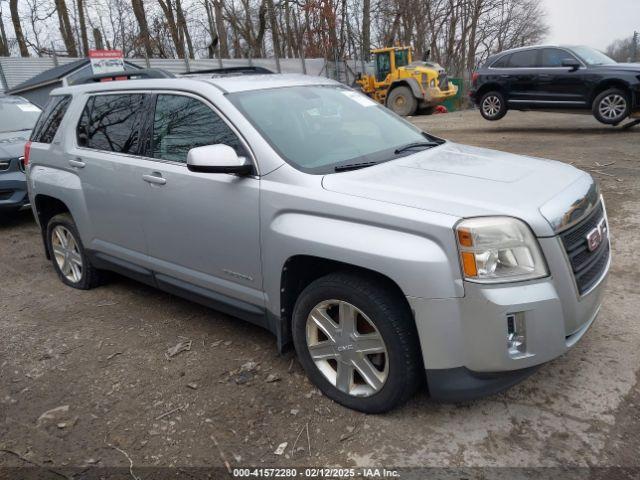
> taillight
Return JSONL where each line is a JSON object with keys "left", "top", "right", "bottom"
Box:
{"left": 472, "top": 71, "right": 479, "bottom": 85}
{"left": 24, "top": 140, "right": 32, "bottom": 166}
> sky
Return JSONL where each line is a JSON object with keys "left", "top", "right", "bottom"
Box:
{"left": 543, "top": 0, "right": 640, "bottom": 50}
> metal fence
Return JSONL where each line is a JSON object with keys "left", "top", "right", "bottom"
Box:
{"left": 0, "top": 56, "right": 342, "bottom": 92}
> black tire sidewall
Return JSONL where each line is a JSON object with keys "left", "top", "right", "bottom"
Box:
{"left": 480, "top": 91, "right": 507, "bottom": 121}
{"left": 292, "top": 275, "right": 419, "bottom": 413}
{"left": 593, "top": 88, "right": 630, "bottom": 125}
{"left": 46, "top": 214, "right": 92, "bottom": 289}
{"left": 387, "top": 86, "right": 418, "bottom": 116}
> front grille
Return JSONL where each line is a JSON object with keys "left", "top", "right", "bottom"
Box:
{"left": 0, "top": 190, "right": 13, "bottom": 200}
{"left": 438, "top": 73, "right": 449, "bottom": 90}
{"left": 560, "top": 202, "right": 610, "bottom": 295}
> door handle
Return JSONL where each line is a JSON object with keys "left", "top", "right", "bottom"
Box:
{"left": 69, "top": 158, "right": 86, "bottom": 168}
{"left": 142, "top": 173, "right": 166, "bottom": 185}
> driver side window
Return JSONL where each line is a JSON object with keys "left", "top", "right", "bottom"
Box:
{"left": 151, "top": 94, "right": 244, "bottom": 163}
{"left": 376, "top": 53, "right": 391, "bottom": 82}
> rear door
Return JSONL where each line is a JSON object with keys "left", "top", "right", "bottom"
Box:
{"left": 138, "top": 92, "right": 263, "bottom": 311}
{"left": 535, "top": 48, "right": 589, "bottom": 105}
{"left": 70, "top": 93, "right": 151, "bottom": 262}
{"left": 502, "top": 49, "right": 540, "bottom": 104}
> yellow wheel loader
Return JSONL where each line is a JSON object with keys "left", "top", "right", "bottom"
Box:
{"left": 355, "top": 46, "right": 458, "bottom": 116}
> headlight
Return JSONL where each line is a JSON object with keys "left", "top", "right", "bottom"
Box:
{"left": 455, "top": 217, "right": 548, "bottom": 283}
{"left": 429, "top": 79, "right": 436, "bottom": 88}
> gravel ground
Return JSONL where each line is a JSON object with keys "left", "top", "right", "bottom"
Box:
{"left": 1, "top": 109, "right": 639, "bottom": 479}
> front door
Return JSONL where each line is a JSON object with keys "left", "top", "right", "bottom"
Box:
{"left": 139, "top": 93, "right": 263, "bottom": 310}
{"left": 72, "top": 92, "right": 150, "bottom": 262}
{"left": 503, "top": 49, "right": 539, "bottom": 103}
{"left": 535, "top": 48, "right": 589, "bottom": 105}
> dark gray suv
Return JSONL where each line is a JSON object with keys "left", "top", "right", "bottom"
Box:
{"left": 0, "top": 95, "right": 41, "bottom": 214}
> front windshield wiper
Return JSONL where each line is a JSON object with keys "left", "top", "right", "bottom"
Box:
{"left": 394, "top": 141, "right": 440, "bottom": 155}
{"left": 334, "top": 161, "right": 379, "bottom": 172}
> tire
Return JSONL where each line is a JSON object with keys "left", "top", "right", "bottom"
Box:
{"left": 593, "top": 88, "right": 630, "bottom": 125}
{"left": 479, "top": 91, "right": 508, "bottom": 121}
{"left": 292, "top": 272, "right": 423, "bottom": 413}
{"left": 46, "top": 213, "right": 102, "bottom": 290}
{"left": 387, "top": 86, "right": 418, "bottom": 116}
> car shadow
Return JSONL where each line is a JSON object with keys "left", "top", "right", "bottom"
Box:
{"left": 0, "top": 209, "right": 36, "bottom": 230}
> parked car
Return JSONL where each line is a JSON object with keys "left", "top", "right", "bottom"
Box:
{"left": 470, "top": 45, "right": 640, "bottom": 125}
{"left": 26, "top": 72, "right": 610, "bottom": 413}
{"left": 0, "top": 95, "right": 41, "bottom": 214}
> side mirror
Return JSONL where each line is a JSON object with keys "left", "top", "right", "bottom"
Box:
{"left": 562, "top": 58, "right": 581, "bottom": 71}
{"left": 186, "top": 144, "right": 253, "bottom": 176}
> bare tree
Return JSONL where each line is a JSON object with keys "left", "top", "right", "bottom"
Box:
{"left": 132, "top": 0, "right": 154, "bottom": 57}
{"left": 55, "top": 0, "right": 78, "bottom": 55}
{"left": 9, "top": 0, "right": 30, "bottom": 56}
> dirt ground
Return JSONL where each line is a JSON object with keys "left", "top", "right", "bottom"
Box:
{"left": 1, "top": 109, "right": 639, "bottom": 479}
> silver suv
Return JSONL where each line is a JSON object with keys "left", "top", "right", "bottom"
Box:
{"left": 26, "top": 72, "right": 610, "bottom": 413}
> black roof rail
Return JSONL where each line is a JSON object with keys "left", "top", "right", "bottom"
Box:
{"left": 70, "top": 68, "right": 175, "bottom": 85}
{"left": 182, "top": 66, "right": 274, "bottom": 77}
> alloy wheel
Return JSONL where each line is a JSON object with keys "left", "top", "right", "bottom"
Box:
{"left": 51, "top": 225, "right": 83, "bottom": 283}
{"left": 599, "top": 94, "right": 627, "bottom": 121}
{"left": 482, "top": 95, "right": 501, "bottom": 117}
{"left": 305, "top": 300, "right": 388, "bottom": 397}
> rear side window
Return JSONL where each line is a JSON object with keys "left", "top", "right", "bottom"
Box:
{"left": 151, "top": 94, "right": 244, "bottom": 163}
{"left": 77, "top": 94, "right": 145, "bottom": 153}
{"left": 491, "top": 54, "right": 511, "bottom": 68}
{"left": 507, "top": 50, "right": 539, "bottom": 68}
{"left": 31, "top": 95, "right": 70, "bottom": 143}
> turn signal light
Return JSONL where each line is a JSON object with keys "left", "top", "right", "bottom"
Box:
{"left": 460, "top": 252, "right": 478, "bottom": 277}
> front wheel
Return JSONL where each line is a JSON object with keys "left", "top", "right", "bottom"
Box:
{"left": 387, "top": 86, "right": 418, "bottom": 116}
{"left": 593, "top": 88, "right": 630, "bottom": 125}
{"left": 480, "top": 91, "right": 508, "bottom": 121}
{"left": 292, "top": 272, "right": 423, "bottom": 413}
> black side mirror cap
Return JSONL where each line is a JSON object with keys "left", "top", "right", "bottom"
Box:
{"left": 562, "top": 58, "right": 581, "bottom": 71}
{"left": 187, "top": 163, "right": 253, "bottom": 176}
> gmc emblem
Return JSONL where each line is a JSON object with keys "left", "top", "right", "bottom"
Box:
{"left": 586, "top": 218, "right": 608, "bottom": 252}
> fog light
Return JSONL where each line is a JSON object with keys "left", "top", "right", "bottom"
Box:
{"left": 507, "top": 312, "right": 526, "bottom": 356}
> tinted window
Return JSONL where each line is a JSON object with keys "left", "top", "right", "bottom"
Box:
{"left": 376, "top": 52, "right": 391, "bottom": 81}
{"left": 151, "top": 94, "right": 244, "bottom": 163}
{"left": 540, "top": 48, "right": 575, "bottom": 67}
{"left": 1, "top": 97, "right": 42, "bottom": 135}
{"left": 395, "top": 49, "right": 409, "bottom": 68}
{"left": 30, "top": 96, "right": 68, "bottom": 142}
{"left": 507, "top": 49, "right": 539, "bottom": 68}
{"left": 491, "top": 54, "right": 511, "bottom": 68}
{"left": 78, "top": 94, "right": 144, "bottom": 153}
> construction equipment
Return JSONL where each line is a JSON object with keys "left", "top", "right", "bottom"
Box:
{"left": 355, "top": 46, "right": 458, "bottom": 116}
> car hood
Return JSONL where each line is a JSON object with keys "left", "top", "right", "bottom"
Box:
{"left": 0, "top": 130, "right": 29, "bottom": 158}
{"left": 322, "top": 142, "right": 591, "bottom": 237}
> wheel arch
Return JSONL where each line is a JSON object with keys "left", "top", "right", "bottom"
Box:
{"left": 33, "top": 194, "right": 71, "bottom": 260}
{"left": 475, "top": 83, "right": 504, "bottom": 103}
{"left": 278, "top": 255, "right": 410, "bottom": 352}
{"left": 590, "top": 79, "right": 632, "bottom": 105}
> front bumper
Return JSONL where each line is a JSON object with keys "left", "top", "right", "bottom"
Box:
{"left": 0, "top": 172, "right": 29, "bottom": 212}
{"left": 408, "top": 236, "right": 609, "bottom": 401}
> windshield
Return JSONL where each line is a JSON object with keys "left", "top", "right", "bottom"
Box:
{"left": 0, "top": 98, "right": 41, "bottom": 133}
{"left": 229, "top": 85, "right": 433, "bottom": 173}
{"left": 571, "top": 46, "right": 616, "bottom": 66}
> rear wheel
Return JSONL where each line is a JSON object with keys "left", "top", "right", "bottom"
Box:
{"left": 480, "top": 91, "right": 508, "bottom": 121}
{"left": 46, "top": 213, "right": 102, "bottom": 289}
{"left": 387, "top": 86, "right": 418, "bottom": 116}
{"left": 292, "top": 272, "right": 423, "bottom": 413}
{"left": 593, "top": 88, "right": 630, "bottom": 125}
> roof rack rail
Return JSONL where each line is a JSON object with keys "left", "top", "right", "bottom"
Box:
{"left": 70, "top": 68, "right": 175, "bottom": 85}
{"left": 182, "top": 66, "right": 274, "bottom": 77}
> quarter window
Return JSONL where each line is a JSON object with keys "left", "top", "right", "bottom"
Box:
{"left": 77, "top": 94, "right": 145, "bottom": 153}
{"left": 506, "top": 49, "right": 539, "bottom": 68}
{"left": 151, "top": 94, "right": 244, "bottom": 163}
{"left": 30, "top": 96, "right": 69, "bottom": 143}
